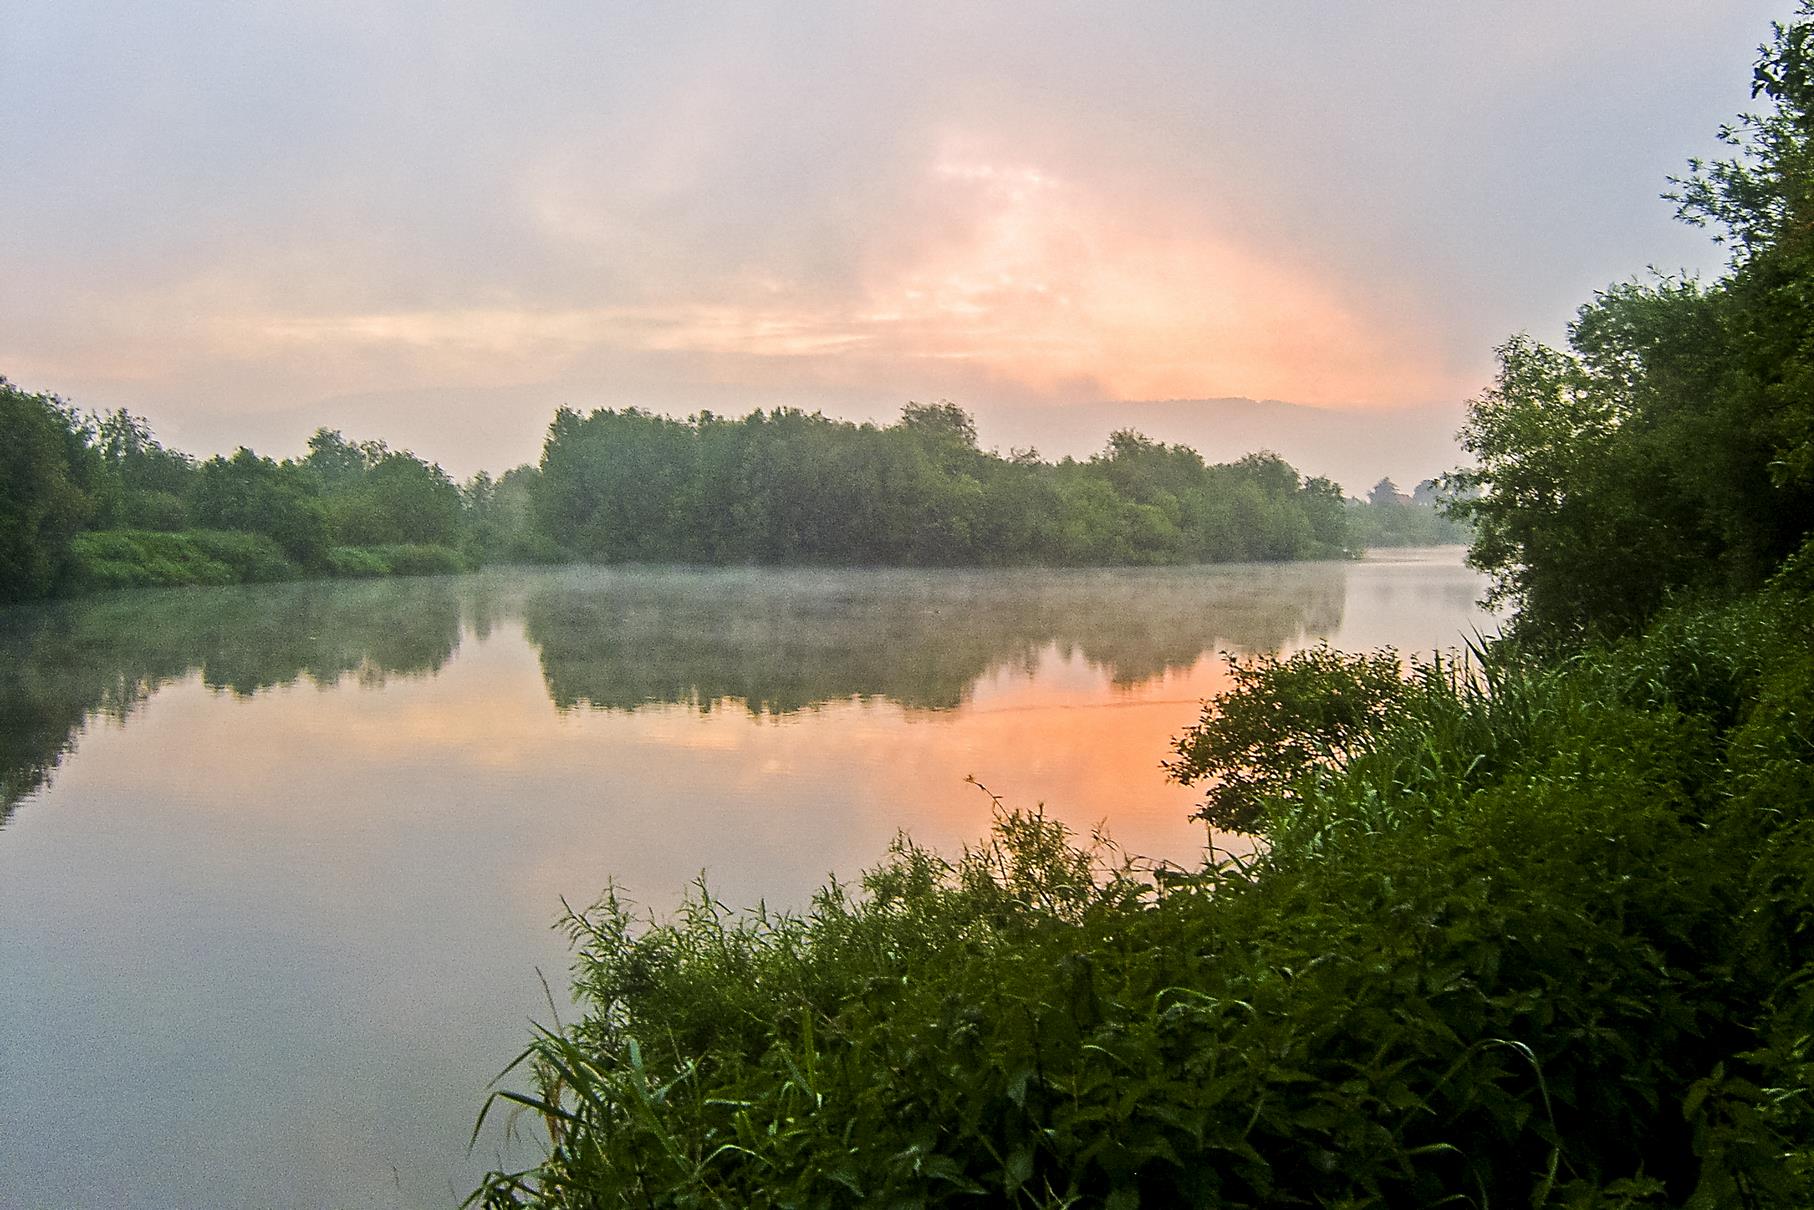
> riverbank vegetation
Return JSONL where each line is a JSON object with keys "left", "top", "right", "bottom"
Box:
{"left": 0, "top": 395, "right": 488, "bottom": 599}
{"left": 532, "top": 403, "right": 1351, "bottom": 566}
{"left": 1344, "top": 477, "right": 1471, "bottom": 548}
{"left": 471, "top": 8, "right": 1814, "bottom": 1206}
{"left": 475, "top": 579, "right": 1813, "bottom": 1207}
{"left": 1, "top": 386, "right": 1377, "bottom": 602}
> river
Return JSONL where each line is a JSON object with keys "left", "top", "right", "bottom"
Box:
{"left": 0, "top": 550, "right": 1497, "bottom": 1208}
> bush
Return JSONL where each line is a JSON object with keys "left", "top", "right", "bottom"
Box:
{"left": 325, "top": 546, "right": 392, "bottom": 578}
{"left": 474, "top": 586, "right": 1814, "bottom": 1208}
{"left": 63, "top": 530, "right": 297, "bottom": 591}
{"left": 1164, "top": 643, "right": 1411, "bottom": 832}
{"left": 185, "top": 530, "right": 300, "bottom": 582}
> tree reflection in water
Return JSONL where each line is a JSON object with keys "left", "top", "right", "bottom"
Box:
{"left": 0, "top": 563, "right": 1346, "bottom": 825}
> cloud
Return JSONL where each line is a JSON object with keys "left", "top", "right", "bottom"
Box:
{"left": 1, "top": 0, "right": 1789, "bottom": 464}
{"left": 117, "top": 140, "right": 1464, "bottom": 412}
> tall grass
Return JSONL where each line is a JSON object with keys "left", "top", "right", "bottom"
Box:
{"left": 473, "top": 582, "right": 1814, "bottom": 1208}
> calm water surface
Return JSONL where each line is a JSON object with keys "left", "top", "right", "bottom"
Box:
{"left": 0, "top": 551, "right": 1497, "bottom": 1208}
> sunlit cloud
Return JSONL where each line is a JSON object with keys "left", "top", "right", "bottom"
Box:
{"left": 185, "top": 145, "right": 1465, "bottom": 409}
{"left": 2, "top": 0, "right": 1775, "bottom": 471}
{"left": 862, "top": 144, "right": 1465, "bottom": 404}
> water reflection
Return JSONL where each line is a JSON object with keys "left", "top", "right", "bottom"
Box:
{"left": 526, "top": 564, "right": 1345, "bottom": 714}
{"left": 0, "top": 580, "right": 466, "bottom": 824}
{"left": 0, "top": 564, "right": 1349, "bottom": 824}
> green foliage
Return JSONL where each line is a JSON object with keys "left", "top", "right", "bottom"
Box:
{"left": 1669, "top": 4, "right": 1814, "bottom": 268}
{"left": 1457, "top": 6, "right": 1814, "bottom": 637}
{"left": 460, "top": 466, "right": 562, "bottom": 564}
{"left": 474, "top": 580, "right": 1814, "bottom": 1208}
{"left": 323, "top": 546, "right": 393, "bottom": 578}
{"left": 305, "top": 429, "right": 464, "bottom": 548}
{"left": 1346, "top": 479, "right": 1471, "bottom": 548}
{"left": 0, "top": 389, "right": 501, "bottom": 600}
{"left": 530, "top": 404, "right": 1352, "bottom": 567}
{"left": 326, "top": 543, "right": 472, "bottom": 578}
{"left": 64, "top": 530, "right": 298, "bottom": 591}
{"left": 87, "top": 407, "right": 199, "bottom": 531}
{"left": 1164, "top": 644, "right": 1411, "bottom": 832}
{"left": 191, "top": 448, "right": 331, "bottom": 567}
{"left": 0, "top": 378, "right": 93, "bottom": 600}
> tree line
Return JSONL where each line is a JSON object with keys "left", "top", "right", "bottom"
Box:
{"left": 1347, "top": 476, "right": 1472, "bottom": 547}
{"left": 1, "top": 389, "right": 1425, "bottom": 602}
{"left": 0, "top": 390, "right": 482, "bottom": 599}
{"left": 532, "top": 401, "right": 1351, "bottom": 566}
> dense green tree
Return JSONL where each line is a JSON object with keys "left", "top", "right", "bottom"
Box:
{"left": 534, "top": 407, "right": 703, "bottom": 560}
{"left": 1454, "top": 8, "right": 1814, "bottom": 636}
{"left": 347, "top": 451, "right": 462, "bottom": 546}
{"left": 303, "top": 428, "right": 386, "bottom": 491}
{"left": 303, "top": 429, "right": 463, "bottom": 548}
{"left": 526, "top": 402, "right": 1350, "bottom": 567}
{"left": 191, "top": 448, "right": 330, "bottom": 566}
{"left": 1300, "top": 475, "right": 1351, "bottom": 553}
{"left": 89, "top": 408, "right": 198, "bottom": 531}
{"left": 0, "top": 379, "right": 94, "bottom": 600}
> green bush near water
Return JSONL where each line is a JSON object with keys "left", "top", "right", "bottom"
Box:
{"left": 63, "top": 530, "right": 472, "bottom": 592}
{"left": 325, "top": 543, "right": 472, "bottom": 578}
{"left": 471, "top": 573, "right": 1814, "bottom": 1207}
{"left": 65, "top": 529, "right": 299, "bottom": 590}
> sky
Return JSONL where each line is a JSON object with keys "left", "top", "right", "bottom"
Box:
{"left": 0, "top": 1, "right": 1798, "bottom": 486}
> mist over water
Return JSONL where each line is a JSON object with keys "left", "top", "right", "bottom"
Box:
{"left": 0, "top": 553, "right": 1495, "bottom": 1208}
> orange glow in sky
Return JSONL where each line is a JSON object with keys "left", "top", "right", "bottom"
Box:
{"left": 0, "top": 1, "right": 1778, "bottom": 475}
{"left": 198, "top": 149, "right": 1466, "bottom": 411}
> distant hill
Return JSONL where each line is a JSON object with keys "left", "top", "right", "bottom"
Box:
{"left": 975, "top": 397, "right": 1468, "bottom": 498}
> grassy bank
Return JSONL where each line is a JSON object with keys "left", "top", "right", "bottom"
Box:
{"left": 472, "top": 566, "right": 1813, "bottom": 1207}
{"left": 62, "top": 529, "right": 471, "bottom": 593}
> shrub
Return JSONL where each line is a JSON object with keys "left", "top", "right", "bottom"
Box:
{"left": 474, "top": 587, "right": 1814, "bottom": 1208}
{"left": 185, "top": 529, "right": 299, "bottom": 582}
{"left": 63, "top": 530, "right": 297, "bottom": 591}
{"left": 1164, "top": 643, "right": 1411, "bottom": 832}
{"left": 325, "top": 546, "right": 392, "bottom": 578}
{"left": 325, "top": 543, "right": 471, "bottom": 578}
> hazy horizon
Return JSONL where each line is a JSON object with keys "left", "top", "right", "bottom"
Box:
{"left": 3, "top": 1, "right": 1794, "bottom": 490}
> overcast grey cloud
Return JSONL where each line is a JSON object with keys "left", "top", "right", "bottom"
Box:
{"left": 0, "top": 2, "right": 1795, "bottom": 484}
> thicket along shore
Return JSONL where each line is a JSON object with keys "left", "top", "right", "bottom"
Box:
{"left": 2, "top": 391, "right": 1464, "bottom": 602}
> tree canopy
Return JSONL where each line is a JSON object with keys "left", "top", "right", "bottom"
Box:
{"left": 1452, "top": 7, "right": 1814, "bottom": 637}
{"left": 0, "top": 386, "right": 1373, "bottom": 601}
{"left": 528, "top": 404, "right": 1352, "bottom": 567}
